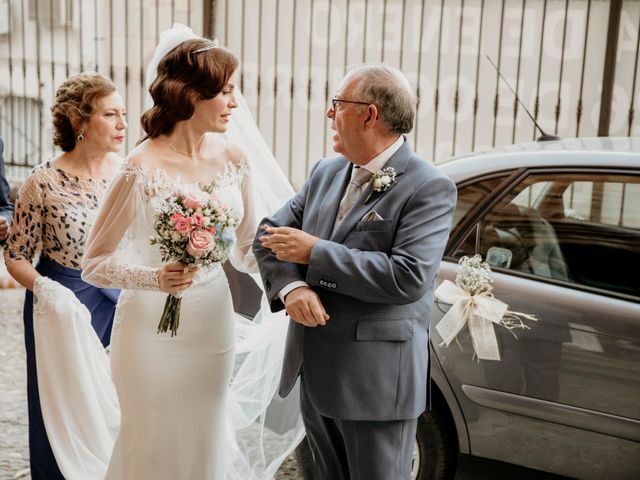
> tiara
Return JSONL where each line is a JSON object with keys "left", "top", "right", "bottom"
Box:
{"left": 191, "top": 39, "right": 219, "bottom": 55}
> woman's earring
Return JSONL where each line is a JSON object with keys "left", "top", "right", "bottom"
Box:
{"left": 77, "top": 129, "right": 85, "bottom": 142}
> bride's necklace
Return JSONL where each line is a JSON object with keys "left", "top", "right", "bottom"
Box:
{"left": 166, "top": 136, "right": 205, "bottom": 157}
{"left": 168, "top": 143, "right": 197, "bottom": 157}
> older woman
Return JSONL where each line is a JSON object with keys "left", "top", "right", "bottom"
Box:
{"left": 4, "top": 72, "right": 127, "bottom": 479}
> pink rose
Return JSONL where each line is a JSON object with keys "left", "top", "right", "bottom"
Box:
{"left": 192, "top": 211, "right": 205, "bottom": 228}
{"left": 181, "top": 191, "right": 209, "bottom": 210}
{"left": 172, "top": 214, "right": 193, "bottom": 235}
{"left": 186, "top": 229, "right": 214, "bottom": 258}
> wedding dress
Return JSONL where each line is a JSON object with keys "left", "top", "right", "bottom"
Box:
{"left": 33, "top": 152, "right": 303, "bottom": 480}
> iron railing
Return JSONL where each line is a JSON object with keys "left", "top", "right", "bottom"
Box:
{"left": 0, "top": 0, "right": 638, "bottom": 188}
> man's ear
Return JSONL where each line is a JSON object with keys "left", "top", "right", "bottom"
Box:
{"left": 363, "top": 104, "right": 379, "bottom": 128}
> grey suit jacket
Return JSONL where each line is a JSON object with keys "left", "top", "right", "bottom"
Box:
{"left": 253, "top": 140, "right": 456, "bottom": 421}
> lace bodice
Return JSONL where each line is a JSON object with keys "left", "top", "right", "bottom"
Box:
{"left": 81, "top": 158, "right": 256, "bottom": 292}
{"left": 119, "top": 161, "right": 248, "bottom": 203}
{"left": 4, "top": 162, "right": 112, "bottom": 269}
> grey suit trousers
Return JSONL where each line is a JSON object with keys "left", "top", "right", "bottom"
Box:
{"left": 301, "top": 376, "right": 418, "bottom": 480}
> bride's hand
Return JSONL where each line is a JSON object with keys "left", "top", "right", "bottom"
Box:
{"left": 157, "top": 262, "right": 197, "bottom": 294}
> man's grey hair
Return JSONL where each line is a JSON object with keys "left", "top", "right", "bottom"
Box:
{"left": 347, "top": 65, "right": 416, "bottom": 135}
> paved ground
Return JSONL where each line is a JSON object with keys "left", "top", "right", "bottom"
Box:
{"left": 0, "top": 288, "right": 30, "bottom": 480}
{"left": 0, "top": 281, "right": 302, "bottom": 480}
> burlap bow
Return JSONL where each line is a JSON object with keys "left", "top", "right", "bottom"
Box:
{"left": 434, "top": 280, "right": 510, "bottom": 361}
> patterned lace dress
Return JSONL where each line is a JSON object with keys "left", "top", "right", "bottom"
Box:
{"left": 4, "top": 161, "right": 110, "bottom": 269}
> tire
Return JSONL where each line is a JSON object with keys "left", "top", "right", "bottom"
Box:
{"left": 412, "top": 397, "right": 459, "bottom": 480}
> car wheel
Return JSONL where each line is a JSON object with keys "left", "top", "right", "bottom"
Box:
{"left": 412, "top": 404, "right": 458, "bottom": 480}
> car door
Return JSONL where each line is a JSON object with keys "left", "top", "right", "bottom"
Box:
{"left": 431, "top": 167, "right": 640, "bottom": 480}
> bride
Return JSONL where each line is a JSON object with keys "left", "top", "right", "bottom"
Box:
{"left": 33, "top": 24, "right": 303, "bottom": 479}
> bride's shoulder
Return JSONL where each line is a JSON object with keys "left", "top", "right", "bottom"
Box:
{"left": 208, "top": 135, "right": 247, "bottom": 167}
{"left": 207, "top": 136, "right": 249, "bottom": 183}
{"left": 119, "top": 141, "right": 160, "bottom": 177}
{"left": 126, "top": 139, "right": 155, "bottom": 165}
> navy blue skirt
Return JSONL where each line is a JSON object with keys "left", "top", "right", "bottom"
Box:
{"left": 23, "top": 256, "right": 119, "bottom": 480}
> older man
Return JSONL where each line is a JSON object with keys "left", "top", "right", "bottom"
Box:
{"left": 254, "top": 65, "right": 456, "bottom": 480}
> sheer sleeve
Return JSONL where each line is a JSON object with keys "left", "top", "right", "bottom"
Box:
{"left": 81, "top": 166, "right": 160, "bottom": 290}
{"left": 228, "top": 159, "right": 259, "bottom": 274}
{"left": 3, "top": 169, "right": 44, "bottom": 265}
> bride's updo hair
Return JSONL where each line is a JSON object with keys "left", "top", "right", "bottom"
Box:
{"left": 141, "top": 38, "right": 238, "bottom": 139}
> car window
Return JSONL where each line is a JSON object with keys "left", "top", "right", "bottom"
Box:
{"left": 450, "top": 176, "right": 508, "bottom": 230}
{"left": 512, "top": 181, "right": 551, "bottom": 209}
{"left": 562, "top": 180, "right": 640, "bottom": 228}
{"left": 453, "top": 172, "right": 640, "bottom": 298}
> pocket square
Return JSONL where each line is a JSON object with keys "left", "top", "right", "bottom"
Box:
{"left": 362, "top": 210, "right": 384, "bottom": 221}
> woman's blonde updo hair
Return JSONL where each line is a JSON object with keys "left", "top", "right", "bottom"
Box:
{"left": 141, "top": 38, "right": 239, "bottom": 140}
{"left": 51, "top": 73, "right": 117, "bottom": 152}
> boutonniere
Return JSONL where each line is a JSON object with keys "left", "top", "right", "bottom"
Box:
{"left": 365, "top": 167, "right": 397, "bottom": 203}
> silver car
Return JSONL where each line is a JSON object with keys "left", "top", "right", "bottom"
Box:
{"left": 414, "top": 137, "right": 640, "bottom": 480}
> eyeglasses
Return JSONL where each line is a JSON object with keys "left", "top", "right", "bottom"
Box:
{"left": 331, "top": 97, "right": 372, "bottom": 111}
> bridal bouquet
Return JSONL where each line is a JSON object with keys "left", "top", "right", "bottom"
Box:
{"left": 434, "top": 255, "right": 537, "bottom": 361}
{"left": 150, "top": 187, "right": 239, "bottom": 336}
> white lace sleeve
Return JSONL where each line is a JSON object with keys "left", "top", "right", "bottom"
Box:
{"left": 81, "top": 165, "right": 160, "bottom": 290}
{"left": 227, "top": 158, "right": 259, "bottom": 274}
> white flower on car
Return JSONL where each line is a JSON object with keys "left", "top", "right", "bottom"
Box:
{"left": 434, "top": 254, "right": 537, "bottom": 361}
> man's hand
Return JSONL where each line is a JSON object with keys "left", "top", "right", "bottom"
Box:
{"left": 0, "top": 217, "right": 8, "bottom": 242}
{"left": 259, "top": 226, "right": 319, "bottom": 265}
{"left": 285, "top": 286, "right": 330, "bottom": 327}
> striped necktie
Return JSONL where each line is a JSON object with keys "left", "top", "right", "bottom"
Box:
{"left": 335, "top": 166, "right": 373, "bottom": 225}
